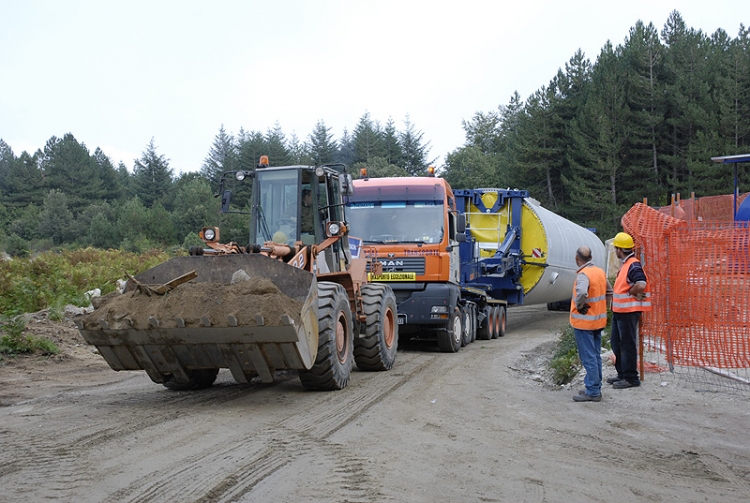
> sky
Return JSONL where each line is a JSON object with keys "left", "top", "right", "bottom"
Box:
{"left": 1, "top": 0, "right": 748, "bottom": 174}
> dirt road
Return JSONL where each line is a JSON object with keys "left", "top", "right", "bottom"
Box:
{"left": 1, "top": 305, "right": 749, "bottom": 503}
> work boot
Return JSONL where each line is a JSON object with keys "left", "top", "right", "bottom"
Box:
{"left": 606, "top": 375, "right": 622, "bottom": 384}
{"left": 573, "top": 393, "right": 601, "bottom": 402}
{"left": 612, "top": 379, "right": 640, "bottom": 389}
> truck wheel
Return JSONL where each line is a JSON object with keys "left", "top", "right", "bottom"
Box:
{"left": 461, "top": 306, "right": 473, "bottom": 346}
{"left": 355, "top": 284, "right": 398, "bottom": 371}
{"left": 477, "top": 305, "right": 493, "bottom": 340}
{"left": 299, "top": 282, "right": 354, "bottom": 390}
{"left": 497, "top": 305, "right": 507, "bottom": 337}
{"left": 163, "top": 369, "right": 219, "bottom": 391}
{"left": 437, "top": 309, "right": 462, "bottom": 353}
{"left": 469, "top": 305, "right": 477, "bottom": 343}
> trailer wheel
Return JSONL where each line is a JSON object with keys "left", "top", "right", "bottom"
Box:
{"left": 489, "top": 306, "right": 499, "bottom": 339}
{"left": 477, "top": 305, "right": 493, "bottom": 340}
{"left": 497, "top": 305, "right": 507, "bottom": 337}
{"left": 437, "top": 309, "right": 462, "bottom": 353}
{"left": 163, "top": 369, "right": 219, "bottom": 391}
{"left": 355, "top": 284, "right": 398, "bottom": 371}
{"left": 299, "top": 282, "right": 354, "bottom": 390}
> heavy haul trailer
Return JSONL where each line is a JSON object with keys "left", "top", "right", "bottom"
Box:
{"left": 346, "top": 175, "right": 606, "bottom": 352}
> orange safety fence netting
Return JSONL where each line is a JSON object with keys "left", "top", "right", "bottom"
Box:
{"left": 621, "top": 202, "right": 750, "bottom": 369}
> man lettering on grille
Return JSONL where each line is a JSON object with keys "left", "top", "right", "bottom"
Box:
{"left": 608, "top": 232, "right": 652, "bottom": 389}
{"left": 571, "top": 246, "right": 613, "bottom": 402}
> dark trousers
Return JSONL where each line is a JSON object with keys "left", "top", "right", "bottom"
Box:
{"left": 611, "top": 311, "right": 641, "bottom": 384}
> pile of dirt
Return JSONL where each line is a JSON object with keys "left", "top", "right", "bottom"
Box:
{"left": 81, "top": 277, "right": 305, "bottom": 330}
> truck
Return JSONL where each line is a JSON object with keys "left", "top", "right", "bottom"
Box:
{"left": 345, "top": 171, "right": 606, "bottom": 352}
{"left": 76, "top": 157, "right": 398, "bottom": 390}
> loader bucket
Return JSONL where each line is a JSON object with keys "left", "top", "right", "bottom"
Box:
{"left": 77, "top": 254, "right": 319, "bottom": 385}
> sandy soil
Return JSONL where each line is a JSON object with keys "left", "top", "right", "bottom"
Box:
{"left": 1, "top": 305, "right": 749, "bottom": 503}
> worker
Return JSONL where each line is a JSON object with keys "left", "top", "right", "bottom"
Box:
{"left": 608, "top": 232, "right": 651, "bottom": 389}
{"left": 300, "top": 188, "right": 314, "bottom": 234}
{"left": 570, "top": 246, "right": 612, "bottom": 402}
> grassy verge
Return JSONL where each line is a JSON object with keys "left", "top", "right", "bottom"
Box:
{"left": 549, "top": 317, "right": 612, "bottom": 385}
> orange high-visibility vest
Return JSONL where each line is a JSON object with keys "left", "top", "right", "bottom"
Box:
{"left": 570, "top": 265, "right": 608, "bottom": 330}
{"left": 612, "top": 256, "right": 652, "bottom": 313}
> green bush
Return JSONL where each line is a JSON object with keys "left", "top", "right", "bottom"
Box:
{"left": 0, "top": 247, "right": 174, "bottom": 314}
{"left": 549, "top": 325, "right": 581, "bottom": 385}
{"left": 549, "top": 318, "right": 613, "bottom": 385}
{"left": 0, "top": 315, "right": 60, "bottom": 356}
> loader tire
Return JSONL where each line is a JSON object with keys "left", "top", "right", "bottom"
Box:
{"left": 163, "top": 369, "right": 219, "bottom": 391}
{"left": 299, "top": 282, "right": 354, "bottom": 390}
{"left": 355, "top": 284, "right": 398, "bottom": 371}
{"left": 477, "top": 305, "right": 493, "bottom": 340}
{"left": 437, "top": 309, "right": 462, "bottom": 353}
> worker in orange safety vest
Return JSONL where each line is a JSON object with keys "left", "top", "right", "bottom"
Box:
{"left": 570, "top": 245, "right": 613, "bottom": 402}
{"left": 608, "top": 232, "right": 651, "bottom": 389}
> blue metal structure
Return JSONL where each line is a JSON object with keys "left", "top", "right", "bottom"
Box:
{"left": 710, "top": 153, "right": 750, "bottom": 221}
{"left": 454, "top": 188, "right": 530, "bottom": 306}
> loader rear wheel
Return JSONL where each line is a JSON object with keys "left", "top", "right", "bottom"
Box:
{"left": 163, "top": 369, "right": 219, "bottom": 391}
{"left": 299, "top": 282, "right": 354, "bottom": 390}
{"left": 437, "top": 309, "right": 462, "bottom": 353}
{"left": 477, "top": 305, "right": 494, "bottom": 340}
{"left": 355, "top": 284, "right": 398, "bottom": 371}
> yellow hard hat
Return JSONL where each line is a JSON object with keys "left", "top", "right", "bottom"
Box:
{"left": 613, "top": 232, "right": 634, "bottom": 249}
{"left": 272, "top": 231, "right": 288, "bottom": 244}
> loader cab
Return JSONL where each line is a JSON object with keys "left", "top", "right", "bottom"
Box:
{"left": 249, "top": 164, "right": 352, "bottom": 270}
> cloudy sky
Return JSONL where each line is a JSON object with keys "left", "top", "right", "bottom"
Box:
{"left": 1, "top": 0, "right": 747, "bottom": 173}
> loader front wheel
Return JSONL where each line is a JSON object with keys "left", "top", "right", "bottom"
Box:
{"left": 163, "top": 369, "right": 219, "bottom": 391}
{"left": 355, "top": 284, "right": 398, "bottom": 371}
{"left": 299, "top": 282, "right": 354, "bottom": 390}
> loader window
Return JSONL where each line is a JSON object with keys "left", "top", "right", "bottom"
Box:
{"left": 253, "top": 170, "right": 300, "bottom": 246}
{"left": 347, "top": 200, "right": 445, "bottom": 244}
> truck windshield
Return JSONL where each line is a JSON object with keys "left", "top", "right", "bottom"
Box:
{"left": 347, "top": 201, "right": 444, "bottom": 244}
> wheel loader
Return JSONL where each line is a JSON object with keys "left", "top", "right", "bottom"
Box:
{"left": 76, "top": 157, "right": 398, "bottom": 391}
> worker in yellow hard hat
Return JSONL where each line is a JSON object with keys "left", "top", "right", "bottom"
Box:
{"left": 608, "top": 232, "right": 651, "bottom": 389}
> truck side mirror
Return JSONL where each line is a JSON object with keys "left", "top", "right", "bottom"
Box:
{"left": 340, "top": 173, "right": 354, "bottom": 196}
{"left": 455, "top": 232, "right": 466, "bottom": 242}
{"left": 456, "top": 213, "right": 466, "bottom": 233}
{"left": 221, "top": 190, "right": 232, "bottom": 213}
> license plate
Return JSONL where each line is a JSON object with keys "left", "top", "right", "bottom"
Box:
{"left": 398, "top": 316, "right": 406, "bottom": 325}
{"left": 368, "top": 272, "right": 416, "bottom": 281}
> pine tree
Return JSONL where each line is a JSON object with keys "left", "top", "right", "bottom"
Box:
{"left": 400, "top": 116, "right": 434, "bottom": 176}
{"left": 4, "top": 151, "right": 45, "bottom": 209}
{"left": 201, "top": 125, "right": 238, "bottom": 191}
{"left": 308, "top": 120, "right": 338, "bottom": 165}
{"left": 353, "top": 112, "right": 384, "bottom": 163}
{"left": 381, "top": 117, "right": 403, "bottom": 167}
{"left": 38, "top": 133, "right": 104, "bottom": 211}
{"left": 335, "top": 128, "right": 356, "bottom": 166}
{"left": 37, "top": 189, "right": 75, "bottom": 245}
{"left": 621, "top": 20, "right": 666, "bottom": 203}
{"left": 265, "top": 123, "right": 290, "bottom": 165}
{"left": 131, "top": 138, "right": 174, "bottom": 208}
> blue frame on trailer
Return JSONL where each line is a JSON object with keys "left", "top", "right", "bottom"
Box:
{"left": 711, "top": 153, "right": 750, "bottom": 221}
{"left": 453, "top": 188, "right": 530, "bottom": 305}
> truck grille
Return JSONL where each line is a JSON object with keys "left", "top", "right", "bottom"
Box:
{"left": 369, "top": 257, "right": 426, "bottom": 275}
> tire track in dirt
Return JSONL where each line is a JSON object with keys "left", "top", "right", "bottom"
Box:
{"left": 104, "top": 353, "right": 438, "bottom": 503}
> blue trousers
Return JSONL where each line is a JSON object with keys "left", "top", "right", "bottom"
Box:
{"left": 611, "top": 312, "right": 641, "bottom": 384}
{"left": 574, "top": 328, "right": 603, "bottom": 397}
